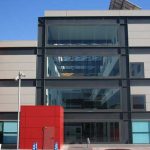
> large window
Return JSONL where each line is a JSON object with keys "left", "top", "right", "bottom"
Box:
{"left": 47, "top": 88, "right": 121, "bottom": 110}
{"left": 47, "top": 56, "right": 120, "bottom": 78}
{"left": 0, "top": 122, "right": 17, "bottom": 144}
{"left": 132, "top": 121, "right": 150, "bottom": 144}
{"left": 47, "top": 25, "right": 118, "bottom": 46}
{"left": 65, "top": 122, "right": 120, "bottom": 144}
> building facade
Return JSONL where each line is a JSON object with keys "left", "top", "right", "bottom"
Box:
{"left": 1, "top": 10, "right": 150, "bottom": 147}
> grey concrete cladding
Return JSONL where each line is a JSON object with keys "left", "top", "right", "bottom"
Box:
{"left": 45, "top": 10, "right": 150, "bottom": 17}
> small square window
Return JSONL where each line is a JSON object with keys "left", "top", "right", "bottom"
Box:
{"left": 130, "top": 62, "right": 144, "bottom": 78}
{"left": 132, "top": 95, "right": 146, "bottom": 111}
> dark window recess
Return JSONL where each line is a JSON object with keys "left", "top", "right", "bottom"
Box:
{"left": 130, "top": 63, "right": 144, "bottom": 78}
{"left": 132, "top": 95, "right": 146, "bottom": 110}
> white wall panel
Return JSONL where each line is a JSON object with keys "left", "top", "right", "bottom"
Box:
{"left": 0, "top": 87, "right": 36, "bottom": 112}
{"left": 128, "top": 24, "right": 150, "bottom": 47}
{"left": 0, "top": 55, "right": 36, "bottom": 79}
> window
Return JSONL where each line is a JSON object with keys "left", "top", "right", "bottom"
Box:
{"left": 0, "top": 122, "right": 17, "bottom": 144}
{"left": 130, "top": 62, "right": 144, "bottom": 78}
{"left": 47, "top": 25, "right": 118, "bottom": 46}
{"left": 3, "top": 122, "right": 17, "bottom": 144}
{"left": 131, "top": 95, "right": 146, "bottom": 111}
{"left": 47, "top": 56, "right": 120, "bottom": 78}
{"left": 132, "top": 121, "right": 150, "bottom": 144}
{"left": 47, "top": 88, "right": 121, "bottom": 110}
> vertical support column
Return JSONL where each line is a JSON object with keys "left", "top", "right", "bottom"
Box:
{"left": 125, "top": 17, "right": 132, "bottom": 144}
{"left": 37, "top": 17, "right": 46, "bottom": 105}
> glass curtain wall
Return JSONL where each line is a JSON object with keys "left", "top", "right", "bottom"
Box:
{"left": 65, "top": 122, "right": 120, "bottom": 144}
{"left": 47, "top": 88, "right": 121, "bottom": 110}
{"left": 47, "top": 56, "right": 120, "bottom": 78}
{"left": 47, "top": 25, "right": 118, "bottom": 46}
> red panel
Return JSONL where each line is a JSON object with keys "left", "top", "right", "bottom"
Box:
{"left": 20, "top": 106, "right": 64, "bottom": 149}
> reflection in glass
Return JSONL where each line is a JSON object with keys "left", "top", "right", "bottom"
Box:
{"left": 47, "top": 56, "right": 119, "bottom": 77}
{"left": 65, "top": 122, "right": 119, "bottom": 144}
{"left": 130, "top": 62, "right": 144, "bottom": 78}
{"left": 47, "top": 88, "right": 120, "bottom": 109}
{"left": 47, "top": 25, "right": 118, "bottom": 46}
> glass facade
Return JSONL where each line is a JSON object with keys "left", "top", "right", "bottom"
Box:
{"left": 132, "top": 121, "right": 150, "bottom": 144}
{"left": 47, "top": 88, "right": 121, "bottom": 109}
{"left": 65, "top": 122, "right": 120, "bottom": 144}
{"left": 47, "top": 25, "right": 118, "bottom": 46}
{"left": 0, "top": 122, "right": 17, "bottom": 144}
{"left": 47, "top": 56, "right": 120, "bottom": 78}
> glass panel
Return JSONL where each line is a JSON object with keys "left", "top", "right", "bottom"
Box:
{"left": 133, "top": 133, "right": 149, "bottom": 144}
{"left": 130, "top": 62, "right": 144, "bottom": 78}
{"left": 64, "top": 122, "right": 119, "bottom": 144}
{"left": 47, "top": 56, "right": 120, "bottom": 77}
{"left": 0, "top": 122, "right": 3, "bottom": 143}
{"left": 3, "top": 133, "right": 17, "bottom": 144}
{"left": 65, "top": 123, "right": 82, "bottom": 144}
{"left": 0, "top": 122, "right": 2, "bottom": 132}
{"left": 132, "top": 122, "right": 149, "bottom": 132}
{"left": 48, "top": 88, "right": 121, "bottom": 109}
{"left": 4, "top": 122, "right": 17, "bottom": 132}
{"left": 132, "top": 95, "right": 146, "bottom": 110}
{"left": 48, "top": 25, "right": 118, "bottom": 46}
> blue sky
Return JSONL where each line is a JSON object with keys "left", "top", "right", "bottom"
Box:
{"left": 0, "top": 0, "right": 149, "bottom": 40}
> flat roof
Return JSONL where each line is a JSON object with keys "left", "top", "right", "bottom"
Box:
{"left": 0, "top": 40, "right": 37, "bottom": 48}
{"left": 45, "top": 10, "right": 150, "bottom": 17}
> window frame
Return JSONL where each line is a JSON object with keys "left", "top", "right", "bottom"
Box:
{"left": 131, "top": 94, "right": 146, "bottom": 111}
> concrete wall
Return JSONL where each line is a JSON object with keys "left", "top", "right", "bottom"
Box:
{"left": 131, "top": 86, "right": 150, "bottom": 111}
{"left": 128, "top": 24, "right": 150, "bottom": 47}
{"left": 0, "top": 55, "right": 36, "bottom": 79}
{"left": 129, "top": 54, "right": 150, "bottom": 78}
{"left": 0, "top": 87, "right": 36, "bottom": 112}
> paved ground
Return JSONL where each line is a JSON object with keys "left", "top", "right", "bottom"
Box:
{"left": 63, "top": 144, "right": 150, "bottom": 150}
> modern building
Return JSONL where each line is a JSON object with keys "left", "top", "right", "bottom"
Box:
{"left": 109, "top": 0, "right": 141, "bottom": 10}
{"left": 1, "top": 9, "right": 150, "bottom": 148}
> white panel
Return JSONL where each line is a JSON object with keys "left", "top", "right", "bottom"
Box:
{"left": 0, "top": 55, "right": 36, "bottom": 62}
{"left": 128, "top": 24, "right": 150, "bottom": 47}
{"left": 131, "top": 86, "right": 150, "bottom": 111}
{"left": 129, "top": 39, "right": 150, "bottom": 47}
{"left": 130, "top": 54, "right": 150, "bottom": 78}
{"left": 0, "top": 55, "right": 36, "bottom": 79}
{"left": 0, "top": 87, "right": 36, "bottom": 112}
{"left": 0, "top": 41, "right": 37, "bottom": 47}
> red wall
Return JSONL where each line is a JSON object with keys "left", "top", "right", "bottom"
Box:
{"left": 19, "top": 106, "right": 64, "bottom": 149}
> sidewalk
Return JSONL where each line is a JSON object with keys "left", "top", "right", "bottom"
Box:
{"left": 63, "top": 144, "right": 150, "bottom": 150}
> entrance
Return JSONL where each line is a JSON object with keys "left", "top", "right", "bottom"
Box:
{"left": 64, "top": 122, "right": 119, "bottom": 144}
